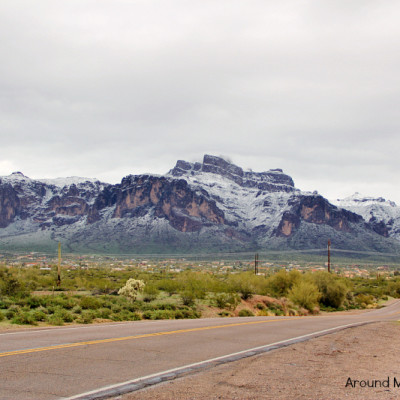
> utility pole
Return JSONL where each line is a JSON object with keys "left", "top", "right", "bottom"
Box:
{"left": 57, "top": 242, "right": 61, "bottom": 286}
{"left": 254, "top": 253, "right": 259, "bottom": 275}
{"left": 327, "top": 239, "right": 331, "bottom": 273}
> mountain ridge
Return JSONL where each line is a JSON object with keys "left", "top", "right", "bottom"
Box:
{"left": 0, "top": 155, "right": 399, "bottom": 254}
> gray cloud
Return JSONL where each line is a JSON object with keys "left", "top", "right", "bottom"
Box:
{"left": 0, "top": 0, "right": 399, "bottom": 202}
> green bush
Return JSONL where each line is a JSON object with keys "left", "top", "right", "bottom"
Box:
{"left": 55, "top": 309, "right": 75, "bottom": 323}
{"left": 77, "top": 310, "right": 95, "bottom": 324}
{"left": 288, "top": 281, "right": 321, "bottom": 312}
{"left": 47, "top": 314, "right": 64, "bottom": 326}
{"left": 0, "top": 271, "right": 27, "bottom": 297}
{"left": 218, "top": 311, "right": 231, "bottom": 317}
{"left": 266, "top": 269, "right": 301, "bottom": 297}
{"left": 72, "top": 305, "right": 82, "bottom": 314}
{"left": 96, "top": 308, "right": 112, "bottom": 319}
{"left": 0, "top": 311, "right": 4, "bottom": 321}
{"left": 111, "top": 304, "right": 122, "bottom": 313}
{"left": 5, "top": 305, "right": 21, "bottom": 319}
{"left": 31, "top": 309, "right": 47, "bottom": 322}
{"left": 256, "top": 303, "right": 266, "bottom": 310}
{"left": 238, "top": 309, "right": 254, "bottom": 317}
{"left": 180, "top": 290, "right": 196, "bottom": 307}
{"left": 80, "top": 296, "right": 102, "bottom": 310}
{"left": 311, "top": 272, "right": 348, "bottom": 309}
{"left": 142, "top": 284, "right": 159, "bottom": 302}
{"left": 226, "top": 273, "right": 254, "bottom": 300}
{"left": 213, "top": 293, "right": 240, "bottom": 310}
{"left": 0, "top": 298, "right": 13, "bottom": 309}
{"left": 157, "top": 279, "right": 180, "bottom": 296}
{"left": 12, "top": 311, "right": 37, "bottom": 325}
{"left": 355, "top": 293, "right": 374, "bottom": 307}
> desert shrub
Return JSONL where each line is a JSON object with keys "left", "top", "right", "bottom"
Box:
{"left": 355, "top": 293, "right": 374, "bottom": 307}
{"left": 226, "top": 272, "right": 255, "bottom": 300}
{"left": 149, "top": 302, "right": 177, "bottom": 311}
{"left": 179, "top": 308, "right": 200, "bottom": 319}
{"left": 218, "top": 311, "right": 231, "bottom": 317}
{"left": 288, "top": 281, "right": 321, "bottom": 312}
{"left": 47, "top": 314, "right": 64, "bottom": 326}
{"left": 55, "top": 308, "right": 75, "bottom": 323}
{"left": 121, "top": 301, "right": 140, "bottom": 312}
{"left": 180, "top": 290, "right": 196, "bottom": 307}
{"left": 266, "top": 269, "right": 301, "bottom": 297}
{"left": 142, "top": 308, "right": 198, "bottom": 320}
{"left": 77, "top": 310, "right": 95, "bottom": 324}
{"left": 111, "top": 303, "right": 122, "bottom": 313}
{"left": 49, "top": 295, "right": 77, "bottom": 310}
{"left": 309, "top": 272, "right": 348, "bottom": 309}
{"left": 0, "top": 298, "right": 13, "bottom": 309}
{"left": 388, "top": 281, "right": 400, "bottom": 297}
{"left": 256, "top": 303, "right": 266, "bottom": 310}
{"left": 80, "top": 296, "right": 102, "bottom": 310}
{"left": 96, "top": 308, "right": 112, "bottom": 319}
{"left": 142, "top": 284, "right": 159, "bottom": 302}
{"left": 174, "top": 310, "right": 185, "bottom": 319}
{"left": 129, "top": 312, "right": 142, "bottom": 321}
{"left": 12, "top": 311, "right": 37, "bottom": 325}
{"left": 116, "top": 310, "right": 141, "bottom": 321}
{"left": 0, "top": 311, "right": 4, "bottom": 321}
{"left": 72, "top": 305, "right": 82, "bottom": 314}
{"left": 31, "top": 309, "right": 47, "bottom": 322}
{"left": 26, "top": 296, "right": 43, "bottom": 309}
{"left": 118, "top": 279, "right": 145, "bottom": 301}
{"left": 141, "top": 310, "right": 152, "bottom": 320}
{"left": 213, "top": 293, "right": 240, "bottom": 310}
{"left": 150, "top": 310, "right": 175, "bottom": 320}
{"left": 176, "top": 271, "right": 212, "bottom": 300}
{"left": 263, "top": 300, "right": 284, "bottom": 315}
{"left": 238, "top": 309, "right": 254, "bottom": 317}
{"left": 5, "top": 305, "right": 21, "bottom": 319}
{"left": 0, "top": 271, "right": 28, "bottom": 297}
{"left": 157, "top": 279, "right": 180, "bottom": 296}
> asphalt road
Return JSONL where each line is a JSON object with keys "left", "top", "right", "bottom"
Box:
{"left": 1, "top": 300, "right": 400, "bottom": 400}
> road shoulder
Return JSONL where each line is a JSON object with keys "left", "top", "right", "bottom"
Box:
{"left": 117, "top": 321, "right": 400, "bottom": 400}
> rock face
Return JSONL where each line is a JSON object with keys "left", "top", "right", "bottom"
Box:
{"left": 90, "top": 175, "right": 225, "bottom": 233}
{"left": 0, "top": 157, "right": 399, "bottom": 254}
{"left": 0, "top": 182, "right": 20, "bottom": 228}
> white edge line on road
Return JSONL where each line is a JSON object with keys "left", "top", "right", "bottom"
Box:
{"left": 63, "top": 321, "right": 369, "bottom": 400}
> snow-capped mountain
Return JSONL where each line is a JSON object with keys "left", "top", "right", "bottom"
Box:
{"left": 0, "top": 156, "right": 399, "bottom": 254}
{"left": 333, "top": 193, "right": 400, "bottom": 240}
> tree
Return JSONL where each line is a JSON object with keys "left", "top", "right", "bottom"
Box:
{"left": 118, "top": 279, "right": 145, "bottom": 301}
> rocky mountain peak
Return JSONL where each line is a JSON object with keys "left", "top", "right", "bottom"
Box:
{"left": 169, "top": 154, "right": 295, "bottom": 193}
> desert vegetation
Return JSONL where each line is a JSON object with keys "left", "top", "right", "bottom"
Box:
{"left": 0, "top": 264, "right": 396, "bottom": 327}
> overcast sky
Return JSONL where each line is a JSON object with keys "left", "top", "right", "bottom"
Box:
{"left": 1, "top": 1, "right": 399, "bottom": 203}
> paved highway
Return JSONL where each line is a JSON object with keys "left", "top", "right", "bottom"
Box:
{"left": 1, "top": 300, "right": 400, "bottom": 400}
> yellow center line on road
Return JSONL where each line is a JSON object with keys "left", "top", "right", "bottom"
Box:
{"left": 0, "top": 317, "right": 304, "bottom": 358}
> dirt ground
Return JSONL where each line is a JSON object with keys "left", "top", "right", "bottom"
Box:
{"left": 117, "top": 321, "right": 400, "bottom": 400}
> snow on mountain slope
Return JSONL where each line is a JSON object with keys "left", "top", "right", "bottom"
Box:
{"left": 0, "top": 172, "right": 107, "bottom": 230}
{"left": 166, "top": 155, "right": 300, "bottom": 234}
{"left": 1, "top": 157, "right": 400, "bottom": 254}
{"left": 1, "top": 172, "right": 102, "bottom": 187}
{"left": 333, "top": 193, "right": 400, "bottom": 240}
{"left": 182, "top": 171, "right": 296, "bottom": 232}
